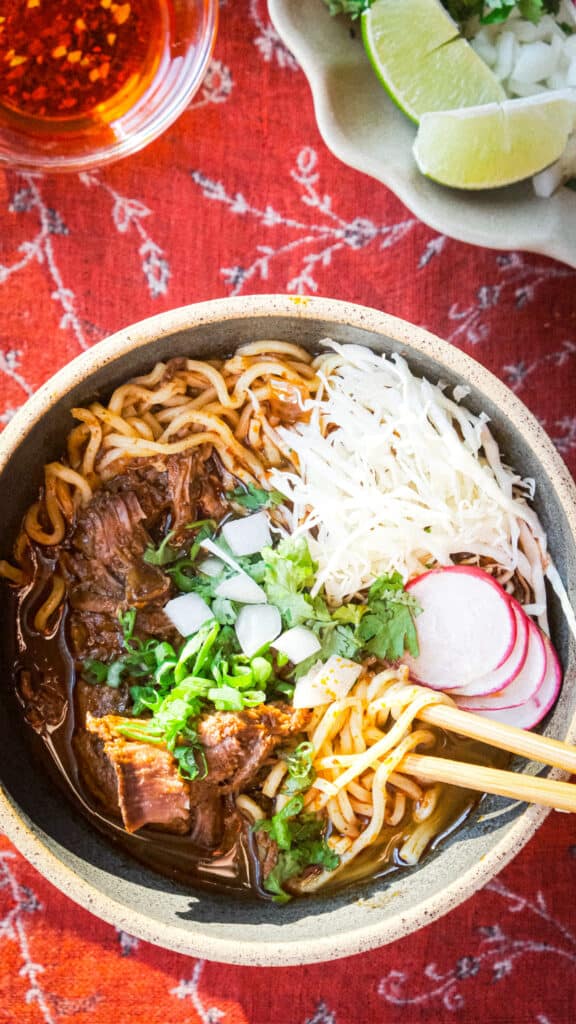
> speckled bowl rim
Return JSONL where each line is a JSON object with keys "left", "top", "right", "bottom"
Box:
{"left": 1, "top": 294, "right": 575, "bottom": 965}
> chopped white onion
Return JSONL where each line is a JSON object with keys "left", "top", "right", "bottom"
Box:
{"left": 235, "top": 604, "right": 282, "bottom": 657}
{"left": 292, "top": 656, "right": 363, "bottom": 709}
{"left": 222, "top": 512, "right": 272, "bottom": 556}
{"left": 200, "top": 537, "right": 244, "bottom": 573}
{"left": 470, "top": 3, "right": 576, "bottom": 98}
{"left": 215, "top": 573, "right": 267, "bottom": 604}
{"left": 199, "top": 555, "right": 225, "bottom": 577}
{"left": 164, "top": 593, "right": 213, "bottom": 637}
{"left": 272, "top": 625, "right": 322, "bottom": 664}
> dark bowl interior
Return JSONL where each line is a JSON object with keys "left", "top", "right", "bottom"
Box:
{"left": 1, "top": 300, "right": 575, "bottom": 964}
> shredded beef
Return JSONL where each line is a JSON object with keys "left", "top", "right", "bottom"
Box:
{"left": 59, "top": 450, "right": 226, "bottom": 662}
{"left": 78, "top": 704, "right": 309, "bottom": 846}
{"left": 85, "top": 715, "right": 190, "bottom": 834}
{"left": 197, "top": 705, "right": 310, "bottom": 793}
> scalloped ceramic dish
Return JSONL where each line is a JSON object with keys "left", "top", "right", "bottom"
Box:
{"left": 267, "top": 0, "right": 576, "bottom": 268}
{"left": 0, "top": 295, "right": 575, "bottom": 965}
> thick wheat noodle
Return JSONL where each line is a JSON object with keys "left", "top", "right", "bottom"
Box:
{"left": 155, "top": 411, "right": 267, "bottom": 477}
{"left": 262, "top": 760, "right": 288, "bottom": 799}
{"left": 46, "top": 463, "right": 93, "bottom": 506}
{"left": 89, "top": 402, "right": 141, "bottom": 438}
{"left": 108, "top": 381, "right": 186, "bottom": 415}
{"left": 347, "top": 780, "right": 373, "bottom": 802}
{"left": 235, "top": 794, "right": 266, "bottom": 823}
{"left": 24, "top": 497, "right": 65, "bottom": 546}
{"left": 141, "top": 411, "right": 163, "bottom": 439}
{"left": 327, "top": 797, "right": 353, "bottom": 836}
{"left": 235, "top": 401, "right": 254, "bottom": 441}
{"left": 70, "top": 409, "right": 103, "bottom": 476}
{"left": 67, "top": 424, "right": 90, "bottom": 469}
{"left": 247, "top": 417, "right": 262, "bottom": 450}
{"left": 413, "top": 784, "right": 441, "bottom": 823}
{"left": 387, "top": 772, "right": 423, "bottom": 802}
{"left": 310, "top": 699, "right": 363, "bottom": 755}
{"left": 336, "top": 787, "right": 359, "bottom": 829}
{"left": 155, "top": 401, "right": 238, "bottom": 430}
{"left": 313, "top": 694, "right": 449, "bottom": 809}
{"left": 349, "top": 796, "right": 374, "bottom": 818}
{"left": 0, "top": 560, "right": 25, "bottom": 584}
{"left": 385, "top": 791, "right": 406, "bottom": 827}
{"left": 232, "top": 361, "right": 312, "bottom": 401}
{"left": 180, "top": 361, "right": 234, "bottom": 406}
{"left": 130, "top": 362, "right": 168, "bottom": 388}
{"left": 33, "top": 575, "right": 66, "bottom": 633}
{"left": 236, "top": 340, "right": 313, "bottom": 361}
{"left": 124, "top": 417, "right": 155, "bottom": 441}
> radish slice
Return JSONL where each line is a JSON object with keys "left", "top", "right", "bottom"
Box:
{"left": 215, "top": 573, "right": 266, "bottom": 604}
{"left": 293, "top": 656, "right": 363, "bottom": 709}
{"left": 453, "top": 618, "right": 547, "bottom": 711}
{"left": 450, "top": 604, "right": 529, "bottom": 697}
{"left": 467, "top": 634, "right": 562, "bottom": 729}
{"left": 164, "top": 593, "right": 213, "bottom": 637}
{"left": 272, "top": 625, "right": 321, "bottom": 664}
{"left": 404, "top": 567, "right": 516, "bottom": 690}
{"left": 235, "top": 604, "right": 282, "bottom": 657}
{"left": 222, "top": 512, "right": 272, "bottom": 556}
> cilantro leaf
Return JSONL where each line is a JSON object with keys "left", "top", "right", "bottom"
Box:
{"left": 356, "top": 573, "right": 421, "bottom": 661}
{"left": 254, "top": 796, "right": 339, "bottom": 902}
{"left": 227, "top": 484, "right": 285, "bottom": 510}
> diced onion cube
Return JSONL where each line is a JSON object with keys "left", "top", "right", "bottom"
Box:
{"left": 215, "top": 573, "right": 266, "bottom": 604}
{"left": 272, "top": 625, "right": 321, "bottom": 664}
{"left": 200, "top": 537, "right": 244, "bottom": 573}
{"left": 199, "top": 555, "right": 225, "bottom": 577}
{"left": 164, "top": 593, "right": 213, "bottom": 637}
{"left": 292, "top": 656, "right": 363, "bottom": 708}
{"left": 235, "top": 604, "right": 282, "bottom": 657}
{"left": 222, "top": 512, "right": 272, "bottom": 556}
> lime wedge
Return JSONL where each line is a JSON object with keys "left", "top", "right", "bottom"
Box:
{"left": 413, "top": 91, "right": 576, "bottom": 190}
{"left": 361, "top": 0, "right": 506, "bottom": 124}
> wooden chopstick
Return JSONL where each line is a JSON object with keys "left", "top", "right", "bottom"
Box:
{"left": 402, "top": 753, "right": 576, "bottom": 813}
{"left": 417, "top": 702, "right": 576, "bottom": 775}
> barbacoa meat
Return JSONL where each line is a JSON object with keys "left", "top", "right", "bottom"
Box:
{"left": 59, "top": 450, "right": 226, "bottom": 661}
{"left": 85, "top": 714, "right": 191, "bottom": 834}
{"left": 196, "top": 704, "right": 310, "bottom": 793}
{"left": 80, "top": 704, "right": 309, "bottom": 845}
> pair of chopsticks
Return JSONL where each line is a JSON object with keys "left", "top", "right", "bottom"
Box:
{"left": 404, "top": 701, "right": 576, "bottom": 813}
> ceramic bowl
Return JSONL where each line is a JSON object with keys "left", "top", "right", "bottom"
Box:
{"left": 0, "top": 294, "right": 575, "bottom": 965}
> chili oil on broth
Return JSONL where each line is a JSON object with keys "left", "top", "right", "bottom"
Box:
{"left": 1, "top": 342, "right": 522, "bottom": 902}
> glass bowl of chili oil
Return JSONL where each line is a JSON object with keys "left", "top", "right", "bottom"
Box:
{"left": 0, "top": 0, "right": 218, "bottom": 171}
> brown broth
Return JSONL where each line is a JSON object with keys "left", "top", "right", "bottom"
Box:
{"left": 7, "top": 552, "right": 508, "bottom": 901}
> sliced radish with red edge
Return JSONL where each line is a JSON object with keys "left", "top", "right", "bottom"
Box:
{"left": 453, "top": 617, "right": 547, "bottom": 711}
{"left": 466, "top": 634, "right": 562, "bottom": 729}
{"left": 404, "top": 566, "right": 516, "bottom": 691}
{"left": 450, "top": 603, "right": 529, "bottom": 698}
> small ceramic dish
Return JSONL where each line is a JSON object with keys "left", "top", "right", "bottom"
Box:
{"left": 0, "top": 294, "right": 575, "bottom": 964}
{"left": 267, "top": 0, "right": 576, "bottom": 268}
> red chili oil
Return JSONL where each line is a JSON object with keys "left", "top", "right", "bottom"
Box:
{"left": 0, "top": 0, "right": 168, "bottom": 122}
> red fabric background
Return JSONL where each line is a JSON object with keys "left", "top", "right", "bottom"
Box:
{"left": 1, "top": 2, "right": 575, "bottom": 1021}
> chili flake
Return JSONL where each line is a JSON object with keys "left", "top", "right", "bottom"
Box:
{"left": 0, "top": 0, "right": 164, "bottom": 120}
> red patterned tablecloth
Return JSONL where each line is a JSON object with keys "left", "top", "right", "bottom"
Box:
{"left": 1, "top": 3, "right": 575, "bottom": 1021}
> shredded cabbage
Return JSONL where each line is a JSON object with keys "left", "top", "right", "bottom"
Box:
{"left": 270, "top": 342, "right": 552, "bottom": 624}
